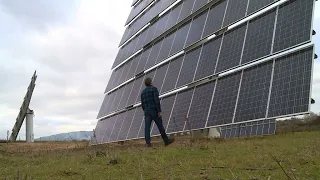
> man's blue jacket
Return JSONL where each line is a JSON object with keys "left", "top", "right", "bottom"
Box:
{"left": 140, "top": 85, "right": 162, "bottom": 117}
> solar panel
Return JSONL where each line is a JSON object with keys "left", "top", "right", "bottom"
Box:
{"left": 132, "top": 0, "right": 139, "bottom": 6}
{"left": 234, "top": 61, "right": 273, "bottom": 122}
{"left": 222, "top": 0, "right": 248, "bottom": 27}
{"left": 152, "top": 63, "right": 169, "bottom": 91}
{"left": 160, "top": 0, "right": 178, "bottom": 12}
{"left": 109, "top": 87, "right": 125, "bottom": 112}
{"left": 185, "top": 10, "right": 208, "bottom": 48}
{"left": 126, "top": 75, "right": 144, "bottom": 107}
{"left": 177, "top": 0, "right": 195, "bottom": 22}
{"left": 135, "top": 49, "right": 151, "bottom": 74}
{"left": 97, "top": 94, "right": 109, "bottom": 119}
{"left": 96, "top": 0, "right": 315, "bottom": 144}
{"left": 112, "top": 47, "right": 125, "bottom": 69}
{"left": 194, "top": 36, "right": 222, "bottom": 81}
{"left": 102, "top": 115, "right": 117, "bottom": 143}
{"left": 144, "top": 24, "right": 156, "bottom": 45}
{"left": 241, "top": 9, "right": 276, "bottom": 65}
{"left": 112, "top": 64, "right": 125, "bottom": 89}
{"left": 187, "top": 81, "right": 216, "bottom": 130}
{"left": 207, "top": 72, "right": 242, "bottom": 127}
{"left": 169, "top": 21, "right": 191, "bottom": 55}
{"left": 161, "top": 55, "right": 184, "bottom": 93}
{"left": 202, "top": 1, "right": 227, "bottom": 38}
{"left": 216, "top": 24, "right": 246, "bottom": 73}
{"left": 125, "top": 0, "right": 168, "bottom": 41}
{"left": 94, "top": 120, "right": 105, "bottom": 143}
{"left": 126, "top": 54, "right": 141, "bottom": 80}
{"left": 268, "top": 46, "right": 313, "bottom": 117}
{"left": 135, "top": 28, "right": 149, "bottom": 51}
{"left": 273, "top": 0, "right": 314, "bottom": 53}
{"left": 165, "top": 2, "right": 183, "bottom": 31}
{"left": 153, "top": 12, "right": 170, "bottom": 40}
{"left": 119, "top": 26, "right": 132, "bottom": 46}
{"left": 103, "top": 91, "right": 117, "bottom": 116}
{"left": 104, "top": 69, "right": 118, "bottom": 93}
{"left": 176, "top": 46, "right": 202, "bottom": 88}
{"left": 117, "top": 110, "right": 134, "bottom": 141}
{"left": 127, "top": 36, "right": 141, "bottom": 59}
{"left": 145, "top": 41, "right": 163, "bottom": 70}
{"left": 127, "top": 107, "right": 144, "bottom": 139}
{"left": 119, "top": 60, "right": 133, "bottom": 83}
{"left": 109, "top": 113, "right": 125, "bottom": 142}
{"left": 166, "top": 88, "right": 194, "bottom": 133}
{"left": 118, "top": 81, "right": 134, "bottom": 109}
{"left": 192, "top": 0, "right": 208, "bottom": 13}
{"left": 126, "top": 20, "right": 141, "bottom": 41}
{"left": 156, "top": 31, "right": 175, "bottom": 64}
{"left": 125, "top": 0, "right": 154, "bottom": 25}
{"left": 247, "top": 0, "right": 274, "bottom": 15}
{"left": 151, "top": 94, "right": 176, "bottom": 136}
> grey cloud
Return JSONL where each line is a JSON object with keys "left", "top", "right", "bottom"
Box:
{"left": 0, "top": 0, "right": 78, "bottom": 30}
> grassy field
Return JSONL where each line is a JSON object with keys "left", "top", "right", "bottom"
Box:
{"left": 0, "top": 131, "right": 320, "bottom": 180}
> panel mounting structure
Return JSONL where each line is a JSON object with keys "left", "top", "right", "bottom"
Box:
{"left": 95, "top": 0, "right": 316, "bottom": 144}
{"left": 9, "top": 71, "right": 37, "bottom": 142}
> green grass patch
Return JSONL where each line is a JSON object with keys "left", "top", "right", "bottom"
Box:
{"left": 0, "top": 131, "right": 320, "bottom": 179}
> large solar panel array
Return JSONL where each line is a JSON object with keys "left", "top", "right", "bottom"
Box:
{"left": 95, "top": 0, "right": 316, "bottom": 144}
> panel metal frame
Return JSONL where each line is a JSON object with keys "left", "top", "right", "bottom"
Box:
{"left": 245, "top": 0, "right": 251, "bottom": 16}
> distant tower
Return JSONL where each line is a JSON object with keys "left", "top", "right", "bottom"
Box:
{"left": 9, "top": 71, "right": 37, "bottom": 143}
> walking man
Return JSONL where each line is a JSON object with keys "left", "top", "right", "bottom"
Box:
{"left": 141, "top": 77, "right": 174, "bottom": 147}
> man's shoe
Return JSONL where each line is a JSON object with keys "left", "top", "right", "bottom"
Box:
{"left": 165, "top": 138, "right": 175, "bottom": 146}
{"left": 145, "top": 143, "right": 152, "bottom": 147}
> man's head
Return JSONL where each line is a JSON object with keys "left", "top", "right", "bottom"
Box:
{"left": 144, "top": 77, "right": 152, "bottom": 86}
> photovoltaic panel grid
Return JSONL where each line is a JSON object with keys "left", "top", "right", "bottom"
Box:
{"left": 94, "top": 0, "right": 316, "bottom": 144}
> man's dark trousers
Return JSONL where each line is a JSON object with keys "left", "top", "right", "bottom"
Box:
{"left": 144, "top": 115, "right": 169, "bottom": 145}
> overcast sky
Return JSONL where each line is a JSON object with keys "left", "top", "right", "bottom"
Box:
{"left": 0, "top": 1, "right": 319, "bottom": 139}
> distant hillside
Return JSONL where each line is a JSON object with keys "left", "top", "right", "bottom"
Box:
{"left": 35, "top": 131, "right": 93, "bottom": 142}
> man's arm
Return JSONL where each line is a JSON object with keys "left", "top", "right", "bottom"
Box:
{"left": 153, "top": 87, "right": 161, "bottom": 113}
{"left": 141, "top": 93, "right": 145, "bottom": 111}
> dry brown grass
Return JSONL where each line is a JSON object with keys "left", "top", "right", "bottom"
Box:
{"left": 0, "top": 141, "right": 88, "bottom": 153}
